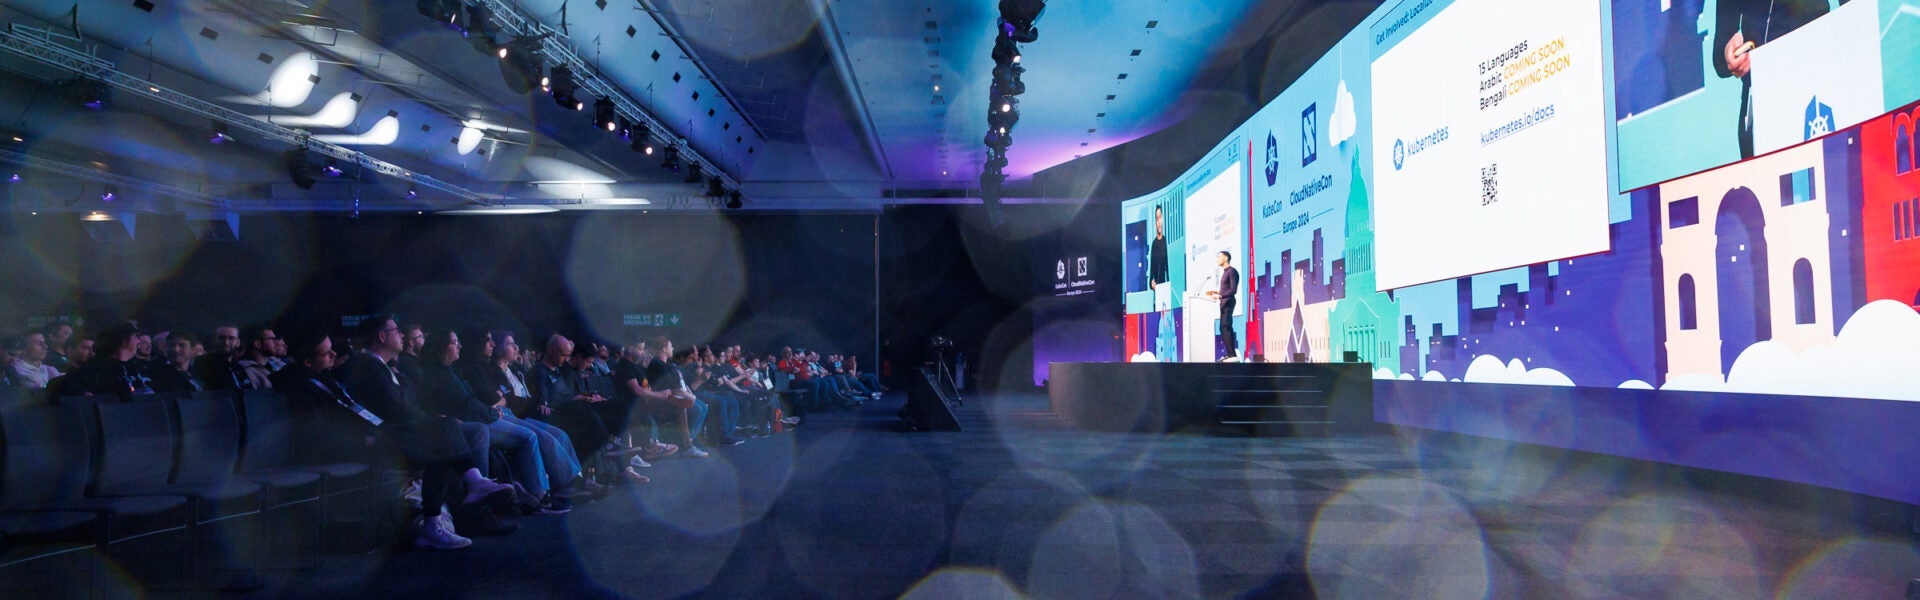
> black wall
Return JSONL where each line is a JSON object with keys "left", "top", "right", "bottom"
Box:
{"left": 878, "top": 203, "right": 1117, "bottom": 394}
{"left": 0, "top": 211, "right": 878, "bottom": 358}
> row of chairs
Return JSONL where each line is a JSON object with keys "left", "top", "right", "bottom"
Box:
{"left": 0, "top": 389, "right": 389, "bottom": 594}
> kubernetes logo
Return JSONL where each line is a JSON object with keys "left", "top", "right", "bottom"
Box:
{"left": 1056, "top": 260, "right": 1066, "bottom": 280}
{"left": 1300, "top": 103, "right": 1319, "bottom": 167}
{"left": 1264, "top": 132, "right": 1280, "bottom": 186}
{"left": 1391, "top": 139, "right": 1406, "bottom": 171}
{"left": 1803, "top": 96, "right": 1835, "bottom": 140}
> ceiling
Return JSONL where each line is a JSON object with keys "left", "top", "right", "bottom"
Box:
{"left": 0, "top": 0, "right": 1369, "bottom": 214}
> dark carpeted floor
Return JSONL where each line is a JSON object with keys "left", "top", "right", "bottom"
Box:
{"left": 163, "top": 391, "right": 1920, "bottom": 599}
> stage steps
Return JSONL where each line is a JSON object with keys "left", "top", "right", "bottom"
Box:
{"left": 1208, "top": 373, "right": 1336, "bottom": 437}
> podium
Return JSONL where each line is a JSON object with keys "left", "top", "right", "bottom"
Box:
{"left": 1183, "top": 290, "right": 1218, "bottom": 362}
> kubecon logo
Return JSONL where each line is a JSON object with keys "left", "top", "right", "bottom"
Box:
{"left": 1264, "top": 131, "right": 1281, "bottom": 186}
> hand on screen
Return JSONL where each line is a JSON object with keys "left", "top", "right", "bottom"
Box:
{"left": 1724, "top": 30, "right": 1753, "bottom": 78}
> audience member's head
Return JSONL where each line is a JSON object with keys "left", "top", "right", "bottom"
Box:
{"left": 672, "top": 348, "right": 697, "bottom": 365}
{"left": 11, "top": 333, "right": 48, "bottom": 364}
{"left": 489, "top": 331, "right": 519, "bottom": 365}
{"left": 356, "top": 314, "right": 403, "bottom": 359}
{"left": 568, "top": 342, "right": 595, "bottom": 370}
{"left": 423, "top": 328, "right": 461, "bottom": 365}
{"left": 242, "top": 325, "right": 278, "bottom": 360}
{"left": 210, "top": 325, "right": 241, "bottom": 356}
{"left": 94, "top": 325, "right": 140, "bottom": 362}
{"left": 133, "top": 333, "right": 153, "bottom": 360}
{"left": 289, "top": 332, "right": 338, "bottom": 372}
{"left": 402, "top": 323, "right": 425, "bottom": 357}
{"left": 66, "top": 335, "right": 94, "bottom": 366}
{"left": 43, "top": 322, "right": 74, "bottom": 349}
{"left": 543, "top": 334, "right": 573, "bottom": 367}
{"left": 167, "top": 331, "right": 198, "bottom": 368}
{"left": 651, "top": 336, "right": 674, "bottom": 361}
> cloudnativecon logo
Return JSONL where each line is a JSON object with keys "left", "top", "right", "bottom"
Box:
{"left": 1391, "top": 125, "right": 1449, "bottom": 171}
{"left": 1300, "top": 102, "right": 1319, "bottom": 167}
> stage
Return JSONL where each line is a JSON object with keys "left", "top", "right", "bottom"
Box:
{"left": 1046, "top": 362, "right": 1374, "bottom": 436}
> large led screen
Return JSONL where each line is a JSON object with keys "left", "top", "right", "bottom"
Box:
{"left": 1369, "top": 0, "right": 1614, "bottom": 291}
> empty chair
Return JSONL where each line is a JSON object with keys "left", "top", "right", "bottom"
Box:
{"left": 171, "top": 395, "right": 323, "bottom": 567}
{"left": 0, "top": 402, "right": 194, "bottom": 587}
{"left": 236, "top": 390, "right": 381, "bottom": 552}
{"left": 93, "top": 401, "right": 264, "bottom": 584}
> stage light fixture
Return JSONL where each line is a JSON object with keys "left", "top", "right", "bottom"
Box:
{"left": 549, "top": 66, "right": 582, "bottom": 110}
{"left": 630, "top": 126, "right": 655, "bottom": 154}
{"left": 100, "top": 185, "right": 118, "bottom": 202}
{"left": 208, "top": 121, "right": 233, "bottom": 144}
{"left": 594, "top": 98, "right": 618, "bottom": 131}
{"left": 661, "top": 146, "right": 680, "bottom": 172}
{"left": 684, "top": 161, "right": 703, "bottom": 184}
{"left": 465, "top": 3, "right": 497, "bottom": 38}
{"left": 417, "top": 0, "right": 460, "bottom": 26}
{"left": 705, "top": 176, "right": 724, "bottom": 197}
{"left": 285, "top": 150, "right": 317, "bottom": 190}
{"left": 725, "top": 190, "right": 743, "bottom": 210}
{"left": 321, "top": 157, "right": 344, "bottom": 178}
{"left": 7, "top": 173, "right": 18, "bottom": 183}
{"left": 57, "top": 79, "right": 111, "bottom": 110}
{"left": 405, "top": 185, "right": 420, "bottom": 199}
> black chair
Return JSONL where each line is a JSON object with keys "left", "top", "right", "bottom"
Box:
{"left": 171, "top": 395, "right": 323, "bottom": 569}
{"left": 0, "top": 402, "right": 194, "bottom": 587}
{"left": 771, "top": 370, "right": 810, "bottom": 416}
{"left": 93, "top": 401, "right": 264, "bottom": 584}
{"left": 0, "top": 512, "right": 100, "bottom": 597}
{"left": 235, "top": 390, "right": 380, "bottom": 553}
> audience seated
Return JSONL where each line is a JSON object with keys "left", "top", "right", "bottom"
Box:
{"left": 0, "top": 307, "right": 878, "bottom": 566}
{"left": 9, "top": 332, "right": 60, "bottom": 389}
{"left": 148, "top": 331, "right": 207, "bottom": 393}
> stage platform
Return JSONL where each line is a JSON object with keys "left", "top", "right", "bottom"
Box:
{"left": 1046, "top": 362, "right": 1374, "bottom": 436}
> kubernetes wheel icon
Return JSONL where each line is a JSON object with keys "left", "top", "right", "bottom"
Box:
{"left": 1391, "top": 139, "right": 1406, "bottom": 171}
{"left": 1056, "top": 260, "right": 1067, "bottom": 280}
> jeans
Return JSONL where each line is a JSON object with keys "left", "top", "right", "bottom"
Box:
{"left": 500, "top": 411, "right": 579, "bottom": 491}
{"left": 699, "top": 393, "right": 739, "bottom": 441}
{"left": 484, "top": 418, "right": 546, "bottom": 496}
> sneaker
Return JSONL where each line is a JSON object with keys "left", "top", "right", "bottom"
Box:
{"left": 622, "top": 466, "right": 651, "bottom": 483}
{"left": 414, "top": 514, "right": 472, "bottom": 550}
{"left": 453, "top": 507, "right": 518, "bottom": 537}
{"left": 400, "top": 478, "right": 423, "bottom": 509}
{"left": 629, "top": 455, "right": 653, "bottom": 469}
{"left": 641, "top": 441, "right": 679, "bottom": 460}
{"left": 780, "top": 416, "right": 801, "bottom": 426}
{"left": 537, "top": 494, "right": 572, "bottom": 515}
{"left": 462, "top": 478, "right": 515, "bottom": 506}
{"left": 507, "top": 482, "right": 542, "bottom": 515}
{"left": 683, "top": 446, "right": 710, "bottom": 459}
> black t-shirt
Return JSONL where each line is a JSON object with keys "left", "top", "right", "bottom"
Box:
{"left": 613, "top": 358, "right": 647, "bottom": 401}
{"left": 645, "top": 358, "right": 685, "bottom": 393}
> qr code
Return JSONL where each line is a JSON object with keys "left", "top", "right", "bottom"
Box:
{"left": 1480, "top": 163, "right": 1498, "bottom": 206}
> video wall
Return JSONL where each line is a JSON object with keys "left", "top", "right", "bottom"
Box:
{"left": 1118, "top": 0, "right": 1920, "bottom": 402}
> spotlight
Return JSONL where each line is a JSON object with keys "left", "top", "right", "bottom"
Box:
{"left": 416, "top": 0, "right": 460, "bottom": 27}
{"left": 630, "top": 124, "right": 655, "bottom": 154}
{"left": 465, "top": 3, "right": 497, "bottom": 38}
{"left": 724, "top": 190, "right": 743, "bottom": 210}
{"left": 661, "top": 146, "right": 680, "bottom": 172}
{"left": 57, "top": 79, "right": 111, "bottom": 110}
{"left": 594, "top": 97, "right": 618, "bottom": 131}
{"left": 405, "top": 185, "right": 419, "bottom": 199}
{"left": 208, "top": 121, "right": 233, "bottom": 144}
{"left": 684, "top": 161, "right": 703, "bottom": 184}
{"left": 7, "top": 173, "right": 18, "bottom": 183}
{"left": 549, "top": 66, "right": 581, "bottom": 110}
{"left": 706, "top": 176, "right": 725, "bottom": 197}
{"left": 100, "top": 185, "right": 117, "bottom": 202}
{"left": 320, "top": 157, "right": 344, "bottom": 178}
{"left": 991, "top": 37, "right": 1020, "bottom": 65}
{"left": 285, "top": 150, "right": 317, "bottom": 190}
